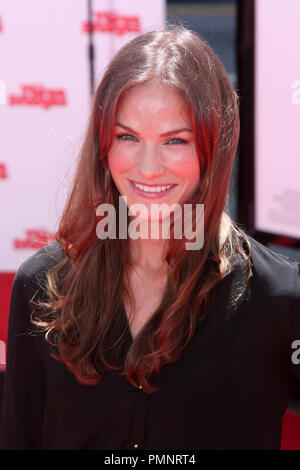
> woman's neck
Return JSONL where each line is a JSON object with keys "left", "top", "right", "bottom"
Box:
{"left": 129, "top": 237, "right": 169, "bottom": 274}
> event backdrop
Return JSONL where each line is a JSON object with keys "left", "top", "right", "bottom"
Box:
{"left": 0, "top": 0, "right": 165, "bottom": 272}
{"left": 255, "top": 0, "right": 300, "bottom": 238}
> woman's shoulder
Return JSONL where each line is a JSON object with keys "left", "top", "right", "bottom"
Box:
{"left": 8, "top": 242, "right": 66, "bottom": 329}
{"left": 13, "top": 241, "right": 66, "bottom": 291}
{"left": 242, "top": 232, "right": 300, "bottom": 299}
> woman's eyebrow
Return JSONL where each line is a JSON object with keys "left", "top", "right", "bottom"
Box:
{"left": 115, "top": 122, "right": 193, "bottom": 136}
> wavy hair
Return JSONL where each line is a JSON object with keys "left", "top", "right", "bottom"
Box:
{"left": 32, "top": 24, "right": 253, "bottom": 393}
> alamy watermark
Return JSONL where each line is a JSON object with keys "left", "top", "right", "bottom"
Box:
{"left": 95, "top": 196, "right": 204, "bottom": 250}
{"left": 291, "top": 340, "right": 300, "bottom": 365}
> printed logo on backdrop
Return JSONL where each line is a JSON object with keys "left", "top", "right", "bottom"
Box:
{"left": 0, "top": 163, "right": 7, "bottom": 179}
{"left": 82, "top": 11, "right": 140, "bottom": 35}
{"left": 13, "top": 229, "right": 56, "bottom": 250}
{"left": 9, "top": 85, "right": 67, "bottom": 109}
{"left": 0, "top": 16, "right": 3, "bottom": 33}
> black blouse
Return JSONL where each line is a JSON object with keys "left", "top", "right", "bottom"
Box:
{"left": 0, "top": 234, "right": 300, "bottom": 450}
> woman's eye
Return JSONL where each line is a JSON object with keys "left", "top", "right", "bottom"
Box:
{"left": 166, "top": 138, "right": 188, "bottom": 145}
{"left": 116, "top": 134, "right": 188, "bottom": 145}
{"left": 116, "top": 133, "right": 138, "bottom": 142}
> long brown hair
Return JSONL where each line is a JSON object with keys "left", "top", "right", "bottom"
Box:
{"left": 32, "top": 24, "right": 253, "bottom": 393}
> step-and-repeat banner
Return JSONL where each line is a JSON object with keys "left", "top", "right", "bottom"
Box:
{"left": 0, "top": 0, "right": 165, "bottom": 272}
{"left": 255, "top": 0, "right": 300, "bottom": 238}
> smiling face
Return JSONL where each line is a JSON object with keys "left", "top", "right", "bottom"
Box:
{"left": 107, "top": 82, "right": 200, "bottom": 222}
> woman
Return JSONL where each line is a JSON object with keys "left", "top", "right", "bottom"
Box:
{"left": 0, "top": 25, "right": 299, "bottom": 450}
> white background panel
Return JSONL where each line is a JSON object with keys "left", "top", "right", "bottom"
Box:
{"left": 255, "top": 0, "right": 300, "bottom": 238}
{"left": 0, "top": 0, "right": 165, "bottom": 271}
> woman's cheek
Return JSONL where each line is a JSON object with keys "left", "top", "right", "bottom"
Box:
{"left": 108, "top": 147, "right": 136, "bottom": 173}
{"left": 164, "top": 151, "right": 200, "bottom": 179}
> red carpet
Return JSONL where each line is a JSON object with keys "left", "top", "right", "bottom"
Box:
{"left": 0, "top": 272, "right": 300, "bottom": 449}
{"left": 281, "top": 411, "right": 300, "bottom": 449}
{"left": 0, "top": 273, "right": 14, "bottom": 344}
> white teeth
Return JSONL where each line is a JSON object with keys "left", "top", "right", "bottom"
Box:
{"left": 133, "top": 182, "right": 173, "bottom": 193}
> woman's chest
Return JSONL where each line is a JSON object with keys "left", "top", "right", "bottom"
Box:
{"left": 123, "top": 270, "right": 168, "bottom": 339}
{"left": 40, "top": 311, "right": 290, "bottom": 449}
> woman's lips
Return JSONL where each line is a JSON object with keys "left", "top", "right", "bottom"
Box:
{"left": 129, "top": 180, "right": 177, "bottom": 199}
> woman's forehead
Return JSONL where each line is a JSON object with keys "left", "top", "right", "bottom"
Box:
{"left": 119, "top": 82, "right": 186, "bottom": 103}
{"left": 116, "top": 84, "right": 191, "bottom": 123}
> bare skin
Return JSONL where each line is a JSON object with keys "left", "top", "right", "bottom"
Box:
{"left": 123, "top": 262, "right": 169, "bottom": 340}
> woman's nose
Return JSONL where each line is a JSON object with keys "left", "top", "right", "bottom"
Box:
{"left": 136, "top": 143, "right": 164, "bottom": 179}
